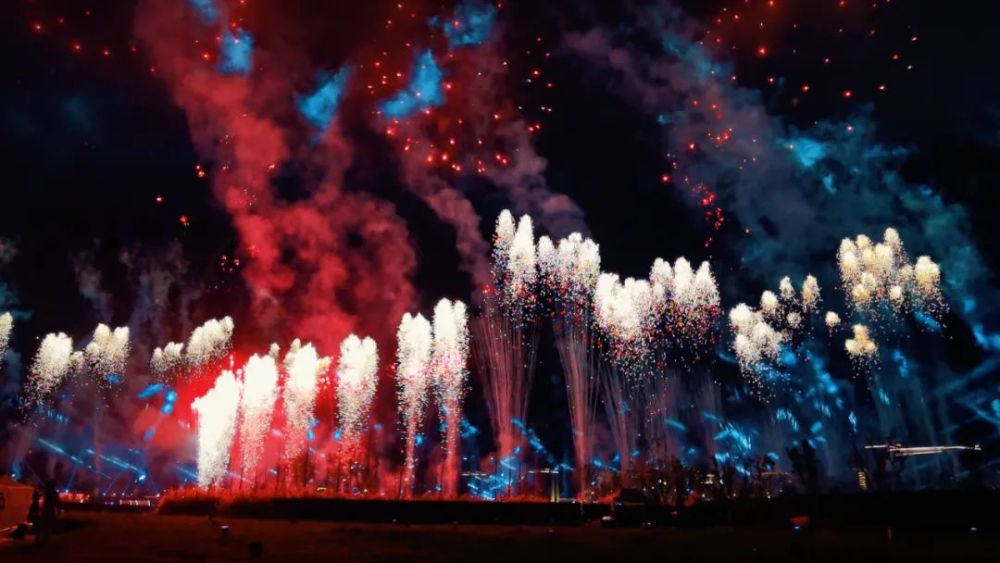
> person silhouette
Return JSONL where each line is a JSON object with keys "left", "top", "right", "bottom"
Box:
{"left": 28, "top": 489, "right": 41, "bottom": 531}
{"left": 38, "top": 480, "right": 59, "bottom": 544}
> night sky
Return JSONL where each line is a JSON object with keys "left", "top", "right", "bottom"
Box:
{"left": 2, "top": 0, "right": 999, "bottom": 487}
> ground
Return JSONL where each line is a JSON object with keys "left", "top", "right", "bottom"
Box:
{"left": 2, "top": 511, "right": 999, "bottom": 562}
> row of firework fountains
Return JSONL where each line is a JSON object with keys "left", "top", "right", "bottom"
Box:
{"left": 4, "top": 210, "right": 945, "bottom": 499}
{"left": 187, "top": 302, "right": 467, "bottom": 498}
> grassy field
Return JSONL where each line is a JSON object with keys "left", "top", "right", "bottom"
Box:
{"left": 2, "top": 511, "right": 999, "bottom": 562}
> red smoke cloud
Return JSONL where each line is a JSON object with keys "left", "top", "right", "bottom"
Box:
{"left": 384, "top": 35, "right": 587, "bottom": 294}
{"left": 135, "top": 0, "right": 416, "bottom": 353}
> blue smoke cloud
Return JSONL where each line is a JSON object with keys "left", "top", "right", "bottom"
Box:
{"left": 218, "top": 28, "right": 253, "bottom": 75}
{"left": 782, "top": 136, "right": 827, "bottom": 169}
{"left": 379, "top": 50, "right": 445, "bottom": 119}
{"left": 566, "top": 15, "right": 989, "bottom": 319}
{"left": 296, "top": 67, "right": 352, "bottom": 131}
{"left": 432, "top": 1, "right": 497, "bottom": 49}
{"left": 188, "top": 0, "right": 218, "bottom": 26}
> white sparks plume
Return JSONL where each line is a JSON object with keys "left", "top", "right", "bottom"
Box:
{"left": 151, "top": 342, "right": 184, "bottom": 377}
{"left": 336, "top": 334, "right": 379, "bottom": 441}
{"left": 845, "top": 324, "right": 878, "bottom": 365}
{"left": 825, "top": 311, "right": 841, "bottom": 330}
{"left": 396, "top": 312, "right": 433, "bottom": 492}
{"left": 27, "top": 333, "right": 74, "bottom": 405}
{"left": 186, "top": 316, "right": 235, "bottom": 368}
{"left": 432, "top": 298, "right": 469, "bottom": 497}
{"left": 801, "top": 275, "right": 821, "bottom": 312}
{"left": 282, "top": 340, "right": 331, "bottom": 461}
{"left": 837, "top": 228, "right": 946, "bottom": 321}
{"left": 191, "top": 370, "right": 240, "bottom": 488}
{"left": 84, "top": 324, "right": 130, "bottom": 377}
{"left": 237, "top": 354, "right": 280, "bottom": 481}
{"left": 0, "top": 312, "right": 12, "bottom": 361}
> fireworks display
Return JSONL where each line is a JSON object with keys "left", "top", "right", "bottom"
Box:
{"left": 191, "top": 370, "right": 240, "bottom": 488}
{"left": 729, "top": 303, "right": 783, "bottom": 382}
{"left": 837, "top": 229, "right": 946, "bottom": 320}
{"left": 84, "top": 324, "right": 130, "bottom": 378}
{"left": 0, "top": 312, "right": 12, "bottom": 361}
{"left": 432, "top": 298, "right": 470, "bottom": 498}
{"left": 237, "top": 354, "right": 279, "bottom": 485}
{"left": 825, "top": 311, "right": 842, "bottom": 330}
{"left": 594, "top": 273, "right": 659, "bottom": 374}
{"left": 594, "top": 256, "right": 722, "bottom": 376}
{"left": 801, "top": 276, "right": 822, "bottom": 313}
{"left": 543, "top": 233, "right": 602, "bottom": 497}
{"left": 0, "top": 194, "right": 983, "bottom": 499}
{"left": 150, "top": 342, "right": 184, "bottom": 378}
{"left": 845, "top": 324, "right": 878, "bottom": 363}
{"left": 2, "top": 0, "right": 997, "bottom": 508}
{"left": 654, "top": 258, "right": 722, "bottom": 348}
{"left": 727, "top": 269, "right": 827, "bottom": 394}
{"left": 335, "top": 334, "right": 379, "bottom": 443}
{"left": 473, "top": 211, "right": 540, "bottom": 489}
{"left": 26, "top": 333, "right": 75, "bottom": 406}
{"left": 395, "top": 312, "right": 433, "bottom": 497}
{"left": 185, "top": 317, "right": 235, "bottom": 369}
{"left": 281, "top": 340, "right": 331, "bottom": 464}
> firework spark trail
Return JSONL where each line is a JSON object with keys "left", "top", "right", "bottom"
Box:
{"left": 186, "top": 316, "right": 234, "bottom": 368}
{"left": 590, "top": 270, "right": 656, "bottom": 474}
{"left": 540, "top": 233, "right": 602, "bottom": 497}
{"left": 432, "top": 298, "right": 469, "bottom": 498}
{"left": 473, "top": 212, "right": 539, "bottom": 486}
{"left": 599, "top": 361, "right": 641, "bottom": 484}
{"left": 80, "top": 324, "right": 130, "bottom": 475}
{"left": 396, "top": 312, "right": 433, "bottom": 497}
{"left": 84, "top": 324, "right": 130, "bottom": 378}
{"left": 191, "top": 370, "right": 241, "bottom": 489}
{"left": 472, "top": 307, "right": 538, "bottom": 469}
{"left": 592, "top": 255, "right": 718, "bottom": 471}
{"left": 648, "top": 258, "right": 723, "bottom": 462}
{"left": 26, "top": 333, "right": 74, "bottom": 407}
{"left": 0, "top": 312, "right": 12, "bottom": 362}
{"left": 237, "top": 354, "right": 280, "bottom": 487}
{"left": 642, "top": 373, "right": 684, "bottom": 465}
{"left": 336, "top": 334, "right": 379, "bottom": 455}
{"left": 282, "top": 340, "right": 331, "bottom": 469}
